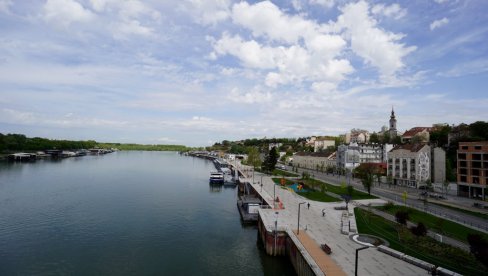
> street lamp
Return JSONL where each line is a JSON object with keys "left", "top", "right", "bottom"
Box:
{"left": 274, "top": 211, "right": 279, "bottom": 254}
{"left": 297, "top": 202, "right": 306, "bottom": 235}
{"left": 355, "top": 246, "right": 369, "bottom": 276}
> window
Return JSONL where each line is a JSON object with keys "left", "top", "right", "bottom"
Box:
{"left": 458, "top": 153, "right": 467, "bottom": 160}
{"left": 459, "top": 168, "right": 467, "bottom": 175}
{"left": 459, "top": 161, "right": 467, "bottom": 167}
{"left": 461, "top": 146, "right": 469, "bottom": 150}
{"left": 473, "top": 154, "right": 482, "bottom": 161}
{"left": 460, "top": 175, "right": 467, "bottom": 182}
{"left": 474, "top": 146, "right": 482, "bottom": 150}
{"left": 471, "top": 169, "right": 480, "bottom": 176}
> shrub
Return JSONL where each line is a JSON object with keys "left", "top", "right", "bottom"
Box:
{"left": 467, "top": 234, "right": 488, "bottom": 268}
{"left": 383, "top": 201, "right": 395, "bottom": 210}
{"left": 411, "top": 222, "right": 428, "bottom": 236}
{"left": 395, "top": 210, "right": 409, "bottom": 225}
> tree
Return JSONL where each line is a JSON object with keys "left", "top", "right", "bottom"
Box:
{"left": 247, "top": 147, "right": 261, "bottom": 169}
{"left": 467, "top": 234, "right": 488, "bottom": 268}
{"left": 395, "top": 210, "right": 409, "bottom": 225}
{"left": 356, "top": 163, "right": 377, "bottom": 195}
{"left": 262, "top": 146, "right": 278, "bottom": 173}
{"left": 370, "top": 132, "right": 380, "bottom": 143}
{"left": 410, "top": 222, "right": 427, "bottom": 236}
{"left": 469, "top": 121, "right": 488, "bottom": 141}
{"left": 347, "top": 185, "right": 354, "bottom": 197}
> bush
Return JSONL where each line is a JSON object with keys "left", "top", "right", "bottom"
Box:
{"left": 383, "top": 201, "right": 395, "bottom": 210}
{"left": 467, "top": 234, "right": 488, "bottom": 268}
{"left": 411, "top": 222, "right": 428, "bottom": 236}
{"left": 395, "top": 210, "right": 409, "bottom": 225}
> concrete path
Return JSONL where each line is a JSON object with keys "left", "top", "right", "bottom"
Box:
{"left": 255, "top": 172, "right": 427, "bottom": 276}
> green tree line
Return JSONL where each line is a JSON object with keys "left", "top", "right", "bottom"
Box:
{"left": 0, "top": 133, "right": 190, "bottom": 152}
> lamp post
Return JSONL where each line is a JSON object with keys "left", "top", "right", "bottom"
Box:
{"left": 274, "top": 211, "right": 279, "bottom": 255}
{"left": 355, "top": 246, "right": 369, "bottom": 276}
{"left": 297, "top": 202, "right": 306, "bottom": 235}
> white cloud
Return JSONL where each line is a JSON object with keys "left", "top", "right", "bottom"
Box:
{"left": 336, "top": 1, "right": 416, "bottom": 78}
{"left": 228, "top": 87, "right": 272, "bottom": 104}
{"left": 232, "top": 1, "right": 317, "bottom": 44}
{"left": 430, "top": 17, "right": 449, "bottom": 30}
{"left": 371, "top": 3, "right": 407, "bottom": 20}
{"left": 184, "top": 0, "right": 231, "bottom": 25}
{"left": 43, "top": 0, "right": 95, "bottom": 27}
{"left": 212, "top": 1, "right": 354, "bottom": 89}
{"left": 0, "top": 0, "right": 12, "bottom": 13}
{"left": 309, "top": 0, "right": 335, "bottom": 9}
{"left": 434, "top": 0, "right": 448, "bottom": 4}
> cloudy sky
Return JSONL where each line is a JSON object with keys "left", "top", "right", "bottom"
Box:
{"left": 1, "top": 0, "right": 487, "bottom": 146}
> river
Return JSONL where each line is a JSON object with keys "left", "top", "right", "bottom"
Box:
{"left": 0, "top": 151, "right": 294, "bottom": 275}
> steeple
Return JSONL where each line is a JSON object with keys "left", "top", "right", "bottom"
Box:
{"left": 389, "top": 107, "right": 397, "bottom": 137}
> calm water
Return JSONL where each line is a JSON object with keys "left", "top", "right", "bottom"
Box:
{"left": 0, "top": 151, "right": 294, "bottom": 275}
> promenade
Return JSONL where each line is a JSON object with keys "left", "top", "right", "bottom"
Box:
{"left": 251, "top": 172, "right": 426, "bottom": 276}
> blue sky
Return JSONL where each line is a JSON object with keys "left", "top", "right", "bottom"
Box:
{"left": 1, "top": 0, "right": 487, "bottom": 146}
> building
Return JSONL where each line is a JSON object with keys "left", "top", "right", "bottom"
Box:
{"left": 293, "top": 152, "right": 336, "bottom": 171}
{"left": 389, "top": 107, "right": 398, "bottom": 138}
{"left": 402, "top": 127, "right": 432, "bottom": 143}
{"left": 268, "top": 143, "right": 282, "bottom": 151}
{"left": 432, "top": 147, "right": 446, "bottom": 184}
{"left": 387, "top": 144, "right": 431, "bottom": 188}
{"left": 345, "top": 129, "right": 370, "bottom": 144}
{"left": 313, "top": 138, "right": 335, "bottom": 152}
{"left": 337, "top": 143, "right": 387, "bottom": 170}
{"left": 457, "top": 141, "right": 488, "bottom": 200}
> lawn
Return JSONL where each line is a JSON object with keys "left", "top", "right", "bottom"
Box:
{"left": 355, "top": 208, "right": 487, "bottom": 275}
{"left": 304, "top": 178, "right": 377, "bottom": 200}
{"left": 271, "top": 169, "right": 299, "bottom": 177}
{"left": 376, "top": 204, "right": 488, "bottom": 243}
{"left": 272, "top": 178, "right": 340, "bottom": 202}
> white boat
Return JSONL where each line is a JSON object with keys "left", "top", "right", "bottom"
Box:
{"left": 209, "top": 172, "right": 224, "bottom": 184}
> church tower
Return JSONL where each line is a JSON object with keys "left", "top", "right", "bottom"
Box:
{"left": 389, "top": 107, "right": 397, "bottom": 138}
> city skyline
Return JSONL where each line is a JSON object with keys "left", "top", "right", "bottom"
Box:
{"left": 1, "top": 0, "right": 487, "bottom": 146}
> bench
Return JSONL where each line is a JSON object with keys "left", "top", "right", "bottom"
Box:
{"left": 321, "top": 243, "right": 332, "bottom": 254}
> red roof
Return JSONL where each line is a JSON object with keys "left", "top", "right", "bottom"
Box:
{"left": 402, "top": 127, "right": 432, "bottom": 138}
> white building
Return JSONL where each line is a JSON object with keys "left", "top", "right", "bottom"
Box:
{"left": 337, "top": 143, "right": 387, "bottom": 170}
{"left": 314, "top": 139, "right": 335, "bottom": 152}
{"left": 387, "top": 144, "right": 430, "bottom": 188}
{"left": 293, "top": 152, "right": 336, "bottom": 171}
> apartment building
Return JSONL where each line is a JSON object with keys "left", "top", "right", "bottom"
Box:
{"left": 457, "top": 141, "right": 488, "bottom": 200}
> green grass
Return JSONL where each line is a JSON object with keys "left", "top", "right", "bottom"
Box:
{"left": 295, "top": 190, "right": 341, "bottom": 202}
{"left": 376, "top": 205, "right": 488, "bottom": 243}
{"left": 428, "top": 201, "right": 488, "bottom": 220}
{"left": 271, "top": 177, "right": 377, "bottom": 200}
{"left": 355, "top": 208, "right": 487, "bottom": 275}
{"left": 305, "top": 178, "right": 377, "bottom": 200}
{"left": 271, "top": 178, "right": 340, "bottom": 202}
{"left": 271, "top": 169, "right": 299, "bottom": 177}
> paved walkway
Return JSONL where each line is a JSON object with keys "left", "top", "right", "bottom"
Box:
{"left": 255, "top": 173, "right": 427, "bottom": 276}
{"left": 292, "top": 230, "right": 346, "bottom": 276}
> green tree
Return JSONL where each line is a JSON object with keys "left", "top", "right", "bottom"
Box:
{"left": 262, "top": 146, "right": 278, "bottom": 173}
{"left": 356, "top": 163, "right": 377, "bottom": 195}
{"left": 469, "top": 121, "right": 488, "bottom": 140}
{"left": 370, "top": 132, "right": 380, "bottom": 143}
{"left": 247, "top": 147, "right": 261, "bottom": 169}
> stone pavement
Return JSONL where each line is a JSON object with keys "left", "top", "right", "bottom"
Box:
{"left": 254, "top": 173, "right": 427, "bottom": 276}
